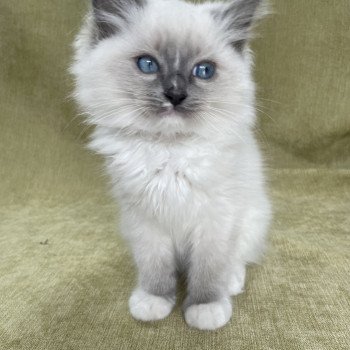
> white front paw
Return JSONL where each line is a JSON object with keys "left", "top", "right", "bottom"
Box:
{"left": 129, "top": 289, "right": 175, "bottom": 322}
{"left": 184, "top": 298, "right": 232, "bottom": 330}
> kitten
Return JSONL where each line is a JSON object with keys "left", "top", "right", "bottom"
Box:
{"left": 71, "top": 0, "right": 271, "bottom": 330}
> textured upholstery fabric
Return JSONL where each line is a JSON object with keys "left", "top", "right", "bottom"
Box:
{"left": 1, "top": 1, "right": 349, "bottom": 349}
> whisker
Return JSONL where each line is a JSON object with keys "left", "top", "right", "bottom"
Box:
{"left": 92, "top": 106, "right": 146, "bottom": 124}
{"left": 204, "top": 101, "right": 276, "bottom": 123}
{"left": 203, "top": 110, "right": 247, "bottom": 144}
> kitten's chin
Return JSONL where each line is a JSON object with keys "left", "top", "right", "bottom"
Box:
{"left": 159, "top": 110, "right": 178, "bottom": 118}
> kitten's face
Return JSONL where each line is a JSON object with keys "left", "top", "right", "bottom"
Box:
{"left": 73, "top": 0, "right": 264, "bottom": 137}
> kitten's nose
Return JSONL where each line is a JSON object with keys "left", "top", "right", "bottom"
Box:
{"left": 164, "top": 87, "right": 187, "bottom": 106}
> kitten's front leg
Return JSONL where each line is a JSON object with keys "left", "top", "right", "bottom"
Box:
{"left": 184, "top": 224, "right": 233, "bottom": 331}
{"left": 124, "top": 216, "right": 177, "bottom": 322}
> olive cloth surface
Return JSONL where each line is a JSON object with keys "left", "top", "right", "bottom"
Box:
{"left": 1, "top": 1, "right": 349, "bottom": 349}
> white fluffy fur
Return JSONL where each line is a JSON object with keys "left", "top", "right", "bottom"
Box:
{"left": 72, "top": 0, "right": 271, "bottom": 331}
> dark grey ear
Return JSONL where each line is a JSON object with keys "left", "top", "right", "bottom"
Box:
{"left": 92, "top": 0, "right": 145, "bottom": 40}
{"left": 211, "top": 0, "right": 267, "bottom": 51}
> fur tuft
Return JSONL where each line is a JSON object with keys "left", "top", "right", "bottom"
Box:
{"left": 209, "top": 0, "right": 269, "bottom": 51}
{"left": 92, "top": 0, "right": 146, "bottom": 40}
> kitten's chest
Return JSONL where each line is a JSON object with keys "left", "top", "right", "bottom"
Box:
{"left": 106, "top": 137, "right": 221, "bottom": 214}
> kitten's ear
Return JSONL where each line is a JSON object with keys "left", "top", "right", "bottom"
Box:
{"left": 92, "top": 0, "right": 145, "bottom": 40}
{"left": 210, "top": 0, "right": 268, "bottom": 52}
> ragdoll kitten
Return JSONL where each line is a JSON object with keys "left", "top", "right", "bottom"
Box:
{"left": 72, "top": 0, "right": 271, "bottom": 330}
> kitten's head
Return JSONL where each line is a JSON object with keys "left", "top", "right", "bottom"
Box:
{"left": 72, "top": 0, "right": 267, "bottom": 138}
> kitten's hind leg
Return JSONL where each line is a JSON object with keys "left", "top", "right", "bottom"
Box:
{"left": 235, "top": 202, "right": 271, "bottom": 265}
{"left": 228, "top": 264, "right": 246, "bottom": 296}
{"left": 228, "top": 200, "right": 271, "bottom": 296}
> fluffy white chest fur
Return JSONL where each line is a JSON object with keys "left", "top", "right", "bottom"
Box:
{"left": 72, "top": 0, "right": 271, "bottom": 331}
{"left": 90, "top": 126, "right": 265, "bottom": 235}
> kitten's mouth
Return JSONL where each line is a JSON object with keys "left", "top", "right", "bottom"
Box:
{"left": 158, "top": 105, "right": 180, "bottom": 118}
{"left": 158, "top": 103, "right": 188, "bottom": 118}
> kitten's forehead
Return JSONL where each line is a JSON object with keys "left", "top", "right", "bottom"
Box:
{"left": 156, "top": 43, "right": 198, "bottom": 73}
{"left": 138, "top": 1, "right": 219, "bottom": 64}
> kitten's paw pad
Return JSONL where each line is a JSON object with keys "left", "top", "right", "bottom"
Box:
{"left": 228, "top": 266, "right": 246, "bottom": 296}
{"left": 129, "top": 289, "right": 175, "bottom": 322}
{"left": 184, "top": 298, "right": 232, "bottom": 330}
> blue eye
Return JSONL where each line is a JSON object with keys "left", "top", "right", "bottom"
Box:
{"left": 137, "top": 56, "right": 159, "bottom": 74}
{"left": 192, "top": 62, "right": 216, "bottom": 80}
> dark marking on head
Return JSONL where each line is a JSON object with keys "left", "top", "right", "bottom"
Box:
{"left": 155, "top": 45, "right": 194, "bottom": 109}
{"left": 92, "top": 0, "right": 145, "bottom": 40}
{"left": 211, "top": 0, "right": 265, "bottom": 52}
{"left": 132, "top": 40, "right": 210, "bottom": 117}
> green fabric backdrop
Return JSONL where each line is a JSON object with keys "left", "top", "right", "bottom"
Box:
{"left": 1, "top": 1, "right": 349, "bottom": 349}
